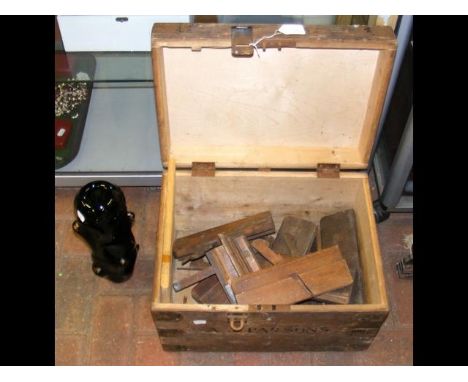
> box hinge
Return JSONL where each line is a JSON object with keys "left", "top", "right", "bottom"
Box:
{"left": 192, "top": 162, "right": 216, "bottom": 177}
{"left": 317, "top": 163, "right": 340, "bottom": 178}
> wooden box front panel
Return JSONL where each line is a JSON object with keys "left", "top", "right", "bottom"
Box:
{"left": 153, "top": 308, "right": 388, "bottom": 352}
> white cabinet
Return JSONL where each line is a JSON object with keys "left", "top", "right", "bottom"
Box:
{"left": 57, "top": 16, "right": 190, "bottom": 52}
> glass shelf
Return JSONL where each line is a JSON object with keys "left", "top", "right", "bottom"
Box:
{"left": 55, "top": 52, "right": 153, "bottom": 83}
{"left": 55, "top": 51, "right": 162, "bottom": 186}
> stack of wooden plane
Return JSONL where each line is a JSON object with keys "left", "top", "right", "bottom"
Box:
{"left": 172, "top": 210, "right": 364, "bottom": 305}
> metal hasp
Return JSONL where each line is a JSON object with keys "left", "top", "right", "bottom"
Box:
{"left": 231, "top": 26, "right": 254, "bottom": 57}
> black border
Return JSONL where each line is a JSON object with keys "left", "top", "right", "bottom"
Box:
{"left": 413, "top": 15, "right": 468, "bottom": 366}
{"left": 0, "top": 16, "right": 55, "bottom": 365}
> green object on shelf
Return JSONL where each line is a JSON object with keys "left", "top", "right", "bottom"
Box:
{"left": 55, "top": 53, "right": 96, "bottom": 169}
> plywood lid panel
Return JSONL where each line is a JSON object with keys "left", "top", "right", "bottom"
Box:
{"left": 152, "top": 24, "right": 396, "bottom": 169}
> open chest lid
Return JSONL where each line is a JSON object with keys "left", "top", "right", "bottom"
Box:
{"left": 151, "top": 23, "right": 396, "bottom": 170}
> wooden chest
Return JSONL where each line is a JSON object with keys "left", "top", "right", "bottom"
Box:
{"left": 150, "top": 23, "right": 396, "bottom": 352}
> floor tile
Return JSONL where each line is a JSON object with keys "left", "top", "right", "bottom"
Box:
{"left": 385, "top": 265, "right": 413, "bottom": 327}
{"left": 134, "top": 294, "right": 157, "bottom": 334}
{"left": 232, "top": 352, "right": 274, "bottom": 366}
{"left": 382, "top": 260, "right": 413, "bottom": 328}
{"left": 55, "top": 188, "right": 78, "bottom": 220}
{"left": 179, "top": 351, "right": 239, "bottom": 366}
{"left": 89, "top": 296, "right": 134, "bottom": 365}
{"left": 55, "top": 257, "right": 96, "bottom": 332}
{"left": 55, "top": 333, "right": 85, "bottom": 366}
{"left": 377, "top": 213, "right": 413, "bottom": 255}
{"left": 379, "top": 261, "right": 401, "bottom": 330}
{"left": 132, "top": 223, "right": 157, "bottom": 259}
{"left": 144, "top": 188, "right": 161, "bottom": 228}
{"left": 312, "top": 351, "right": 356, "bottom": 366}
{"left": 61, "top": 222, "right": 92, "bottom": 257}
{"left": 133, "top": 335, "right": 180, "bottom": 366}
{"left": 352, "top": 328, "right": 413, "bottom": 365}
{"left": 96, "top": 257, "right": 154, "bottom": 295}
{"left": 380, "top": 289, "right": 400, "bottom": 330}
{"left": 267, "top": 352, "right": 312, "bottom": 366}
{"left": 55, "top": 220, "right": 66, "bottom": 256}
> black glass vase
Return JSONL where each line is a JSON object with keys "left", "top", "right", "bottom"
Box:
{"left": 72, "top": 181, "right": 139, "bottom": 283}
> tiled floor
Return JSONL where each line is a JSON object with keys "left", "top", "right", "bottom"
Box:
{"left": 55, "top": 187, "right": 413, "bottom": 365}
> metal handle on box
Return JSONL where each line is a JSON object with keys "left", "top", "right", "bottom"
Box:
{"left": 228, "top": 314, "right": 248, "bottom": 331}
{"left": 229, "top": 317, "right": 246, "bottom": 331}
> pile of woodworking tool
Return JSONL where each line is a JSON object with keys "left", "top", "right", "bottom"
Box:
{"left": 172, "top": 210, "right": 363, "bottom": 305}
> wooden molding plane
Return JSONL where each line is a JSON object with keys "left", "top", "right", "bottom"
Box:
{"left": 251, "top": 238, "right": 285, "bottom": 265}
{"left": 172, "top": 211, "right": 275, "bottom": 262}
{"left": 191, "top": 275, "right": 230, "bottom": 304}
{"left": 172, "top": 266, "right": 216, "bottom": 292}
{"left": 232, "top": 245, "right": 353, "bottom": 305}
{"left": 314, "top": 209, "right": 363, "bottom": 304}
{"left": 206, "top": 246, "right": 239, "bottom": 303}
{"left": 174, "top": 234, "right": 263, "bottom": 302}
{"left": 271, "top": 216, "right": 317, "bottom": 257}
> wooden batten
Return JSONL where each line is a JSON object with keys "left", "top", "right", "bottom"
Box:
{"left": 151, "top": 46, "right": 170, "bottom": 163}
{"left": 357, "top": 50, "right": 396, "bottom": 163}
{"left": 152, "top": 169, "right": 167, "bottom": 303}
{"left": 151, "top": 24, "right": 396, "bottom": 50}
{"left": 151, "top": 23, "right": 396, "bottom": 170}
{"left": 157, "top": 159, "right": 176, "bottom": 303}
{"left": 353, "top": 177, "right": 388, "bottom": 306}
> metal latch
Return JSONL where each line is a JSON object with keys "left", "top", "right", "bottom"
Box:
{"left": 317, "top": 163, "right": 340, "bottom": 178}
{"left": 227, "top": 313, "right": 248, "bottom": 332}
{"left": 192, "top": 162, "right": 216, "bottom": 177}
{"left": 231, "top": 26, "right": 254, "bottom": 57}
